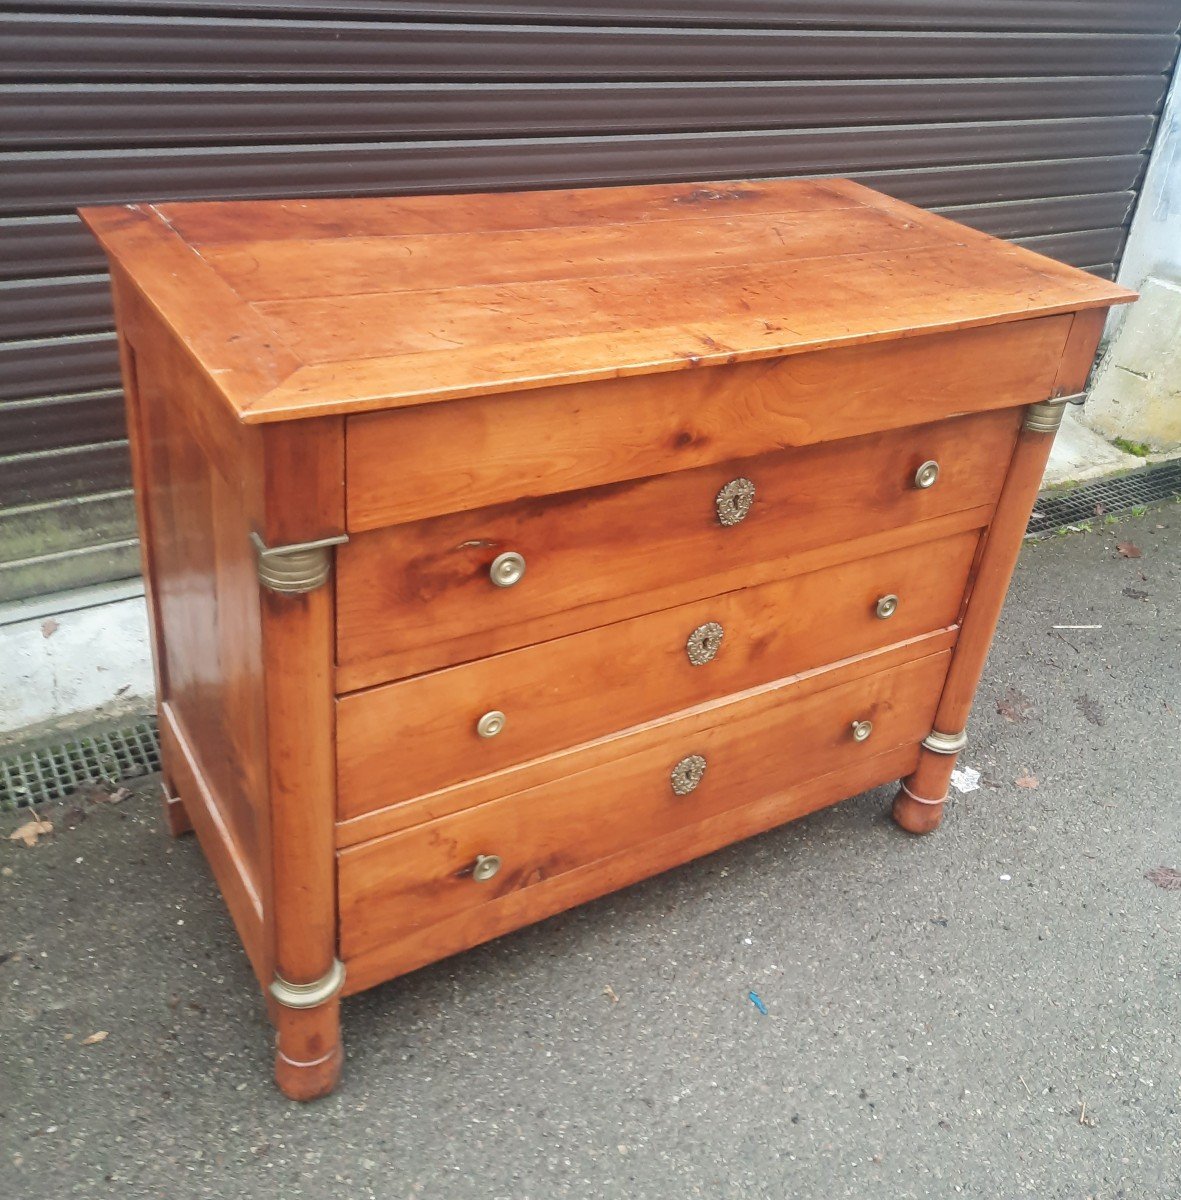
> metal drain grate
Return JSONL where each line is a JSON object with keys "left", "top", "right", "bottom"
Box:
{"left": 0, "top": 717, "right": 160, "bottom": 812}
{"left": 1028, "top": 460, "right": 1181, "bottom": 536}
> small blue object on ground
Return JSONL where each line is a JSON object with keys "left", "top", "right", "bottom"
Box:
{"left": 748, "top": 991, "right": 768, "bottom": 1015}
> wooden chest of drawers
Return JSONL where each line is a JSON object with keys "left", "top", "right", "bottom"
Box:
{"left": 82, "top": 179, "right": 1133, "bottom": 1099}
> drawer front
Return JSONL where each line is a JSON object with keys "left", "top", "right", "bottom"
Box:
{"left": 337, "top": 408, "right": 1018, "bottom": 686}
{"left": 338, "top": 647, "right": 949, "bottom": 970}
{"left": 345, "top": 315, "right": 1070, "bottom": 531}
{"left": 337, "top": 529, "right": 978, "bottom": 822}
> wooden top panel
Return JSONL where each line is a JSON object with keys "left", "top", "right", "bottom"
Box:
{"left": 80, "top": 178, "right": 1133, "bottom": 424}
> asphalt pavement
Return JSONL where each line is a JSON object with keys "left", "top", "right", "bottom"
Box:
{"left": 2, "top": 503, "right": 1179, "bottom": 1199}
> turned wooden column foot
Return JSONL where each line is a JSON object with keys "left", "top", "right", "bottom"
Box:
{"left": 891, "top": 781, "right": 946, "bottom": 835}
{"left": 270, "top": 959, "right": 346, "bottom": 1100}
{"left": 161, "top": 778, "right": 193, "bottom": 837}
{"left": 273, "top": 997, "right": 343, "bottom": 1101}
{"left": 891, "top": 735, "right": 965, "bottom": 836}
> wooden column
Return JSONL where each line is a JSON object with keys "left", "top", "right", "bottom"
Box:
{"left": 256, "top": 422, "right": 347, "bottom": 1100}
{"left": 892, "top": 310, "right": 1108, "bottom": 834}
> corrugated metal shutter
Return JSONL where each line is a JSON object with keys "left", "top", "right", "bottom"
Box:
{"left": 2, "top": 1, "right": 1179, "bottom": 602}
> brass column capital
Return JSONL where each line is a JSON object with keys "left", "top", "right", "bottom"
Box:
{"left": 1024, "top": 391, "right": 1086, "bottom": 434}
{"left": 251, "top": 531, "right": 348, "bottom": 594}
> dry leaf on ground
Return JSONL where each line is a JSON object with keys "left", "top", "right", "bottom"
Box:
{"left": 81, "top": 1031, "right": 109, "bottom": 1045}
{"left": 997, "top": 687, "right": 1035, "bottom": 723}
{"left": 1116, "top": 541, "right": 1143, "bottom": 559}
{"left": 40, "top": 618, "right": 59, "bottom": 638}
{"left": 1144, "top": 866, "right": 1181, "bottom": 891}
{"left": 8, "top": 819, "right": 53, "bottom": 847}
{"left": 1015, "top": 770, "right": 1039, "bottom": 789}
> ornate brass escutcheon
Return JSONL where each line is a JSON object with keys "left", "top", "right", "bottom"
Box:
{"left": 715, "top": 477, "right": 755, "bottom": 526}
{"left": 670, "top": 754, "right": 707, "bottom": 796}
{"left": 686, "top": 621, "right": 724, "bottom": 666}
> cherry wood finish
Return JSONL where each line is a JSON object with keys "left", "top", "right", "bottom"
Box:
{"left": 336, "top": 409, "right": 1019, "bottom": 687}
{"left": 83, "top": 178, "right": 1133, "bottom": 1099}
{"left": 337, "top": 531, "right": 979, "bottom": 819}
{"left": 345, "top": 316, "right": 1070, "bottom": 530}
{"left": 891, "top": 308, "right": 1111, "bottom": 834}
{"left": 339, "top": 647, "right": 951, "bottom": 974}
{"left": 336, "top": 630, "right": 960, "bottom": 851}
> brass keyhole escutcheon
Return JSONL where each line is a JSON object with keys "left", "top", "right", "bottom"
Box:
{"left": 472, "top": 854, "right": 501, "bottom": 882}
{"left": 851, "top": 720, "right": 873, "bottom": 743}
{"left": 476, "top": 710, "right": 506, "bottom": 738}
{"left": 914, "top": 460, "right": 940, "bottom": 490}
{"left": 671, "top": 754, "right": 707, "bottom": 796}
{"left": 489, "top": 551, "right": 526, "bottom": 587}
{"left": 715, "top": 477, "right": 755, "bottom": 526}
{"left": 686, "top": 621, "right": 724, "bottom": 666}
{"left": 875, "top": 594, "right": 899, "bottom": 620}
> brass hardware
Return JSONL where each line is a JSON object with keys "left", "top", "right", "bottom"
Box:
{"left": 489, "top": 551, "right": 526, "bottom": 588}
{"left": 913, "top": 460, "right": 940, "bottom": 490}
{"left": 1023, "top": 392, "right": 1084, "bottom": 434}
{"left": 686, "top": 621, "right": 724, "bottom": 666}
{"left": 670, "top": 754, "right": 707, "bottom": 796}
{"left": 250, "top": 531, "right": 348, "bottom": 595}
{"left": 472, "top": 854, "right": 502, "bottom": 882}
{"left": 875, "top": 594, "right": 899, "bottom": 620}
{"left": 269, "top": 959, "right": 346, "bottom": 1010}
{"left": 923, "top": 729, "right": 968, "bottom": 755}
{"left": 476, "top": 710, "right": 506, "bottom": 739}
{"left": 900, "top": 780, "right": 947, "bottom": 807}
{"left": 851, "top": 720, "right": 873, "bottom": 742}
{"left": 715, "top": 477, "right": 755, "bottom": 526}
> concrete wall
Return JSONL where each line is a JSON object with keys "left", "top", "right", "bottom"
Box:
{"left": 0, "top": 587, "right": 155, "bottom": 743}
{"left": 1084, "top": 61, "right": 1181, "bottom": 452}
{"left": 1115, "top": 63, "right": 1181, "bottom": 298}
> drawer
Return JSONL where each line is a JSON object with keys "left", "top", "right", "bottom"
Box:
{"left": 345, "top": 315, "right": 1070, "bottom": 530}
{"left": 337, "top": 528, "right": 979, "bottom": 822}
{"left": 336, "top": 408, "right": 1018, "bottom": 687}
{"left": 337, "top": 646, "right": 950, "bottom": 978}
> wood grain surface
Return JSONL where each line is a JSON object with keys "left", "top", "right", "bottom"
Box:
{"left": 336, "top": 530, "right": 978, "bottom": 820}
{"left": 81, "top": 178, "right": 1134, "bottom": 424}
{"left": 345, "top": 315, "right": 1070, "bottom": 530}
{"left": 335, "top": 409, "right": 1020, "bottom": 685}
{"left": 338, "top": 647, "right": 951, "bottom": 972}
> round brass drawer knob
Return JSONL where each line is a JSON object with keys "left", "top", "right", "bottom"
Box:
{"left": 686, "top": 621, "right": 724, "bottom": 666}
{"left": 472, "top": 854, "right": 502, "bottom": 882}
{"left": 914, "top": 460, "right": 940, "bottom": 490}
{"left": 851, "top": 720, "right": 874, "bottom": 743}
{"left": 476, "top": 710, "right": 506, "bottom": 738}
{"left": 715, "top": 477, "right": 755, "bottom": 526}
{"left": 489, "top": 551, "right": 526, "bottom": 588}
{"left": 671, "top": 753, "right": 707, "bottom": 796}
{"left": 875, "top": 594, "right": 899, "bottom": 620}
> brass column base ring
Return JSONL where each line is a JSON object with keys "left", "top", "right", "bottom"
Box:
{"left": 270, "top": 959, "right": 346, "bottom": 1009}
{"left": 899, "top": 780, "right": 947, "bottom": 807}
